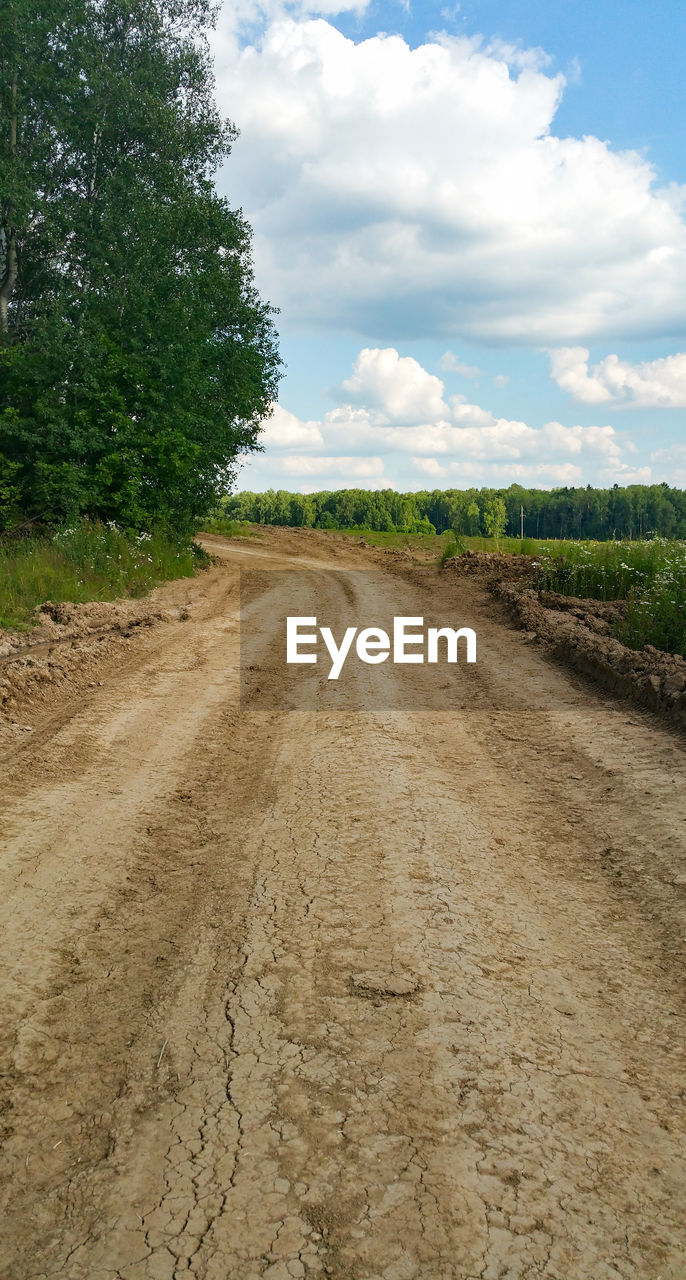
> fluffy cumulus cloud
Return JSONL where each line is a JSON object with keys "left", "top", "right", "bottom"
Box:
{"left": 335, "top": 347, "right": 449, "bottom": 423}
{"left": 280, "top": 454, "right": 385, "bottom": 476}
{"left": 244, "top": 347, "right": 644, "bottom": 490}
{"left": 217, "top": 0, "right": 370, "bottom": 39}
{"left": 260, "top": 403, "right": 324, "bottom": 448}
{"left": 213, "top": 14, "right": 686, "bottom": 343}
{"left": 548, "top": 347, "right": 686, "bottom": 407}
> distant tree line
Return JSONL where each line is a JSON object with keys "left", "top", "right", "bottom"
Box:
{"left": 224, "top": 483, "right": 686, "bottom": 541}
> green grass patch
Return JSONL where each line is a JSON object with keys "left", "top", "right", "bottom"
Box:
{"left": 530, "top": 538, "right": 683, "bottom": 600}
{"left": 438, "top": 532, "right": 686, "bottom": 657}
{"left": 335, "top": 527, "right": 452, "bottom": 552}
{"left": 618, "top": 566, "right": 686, "bottom": 657}
{"left": 530, "top": 538, "right": 686, "bottom": 658}
{"left": 439, "top": 534, "right": 560, "bottom": 561}
{"left": 0, "top": 522, "right": 206, "bottom": 629}
{"left": 199, "top": 515, "right": 263, "bottom": 538}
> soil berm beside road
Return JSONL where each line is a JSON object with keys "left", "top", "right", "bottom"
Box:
{"left": 1, "top": 528, "right": 685, "bottom": 1279}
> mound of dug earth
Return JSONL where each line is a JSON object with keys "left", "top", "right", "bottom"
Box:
{"left": 497, "top": 581, "right": 686, "bottom": 729}
{"left": 443, "top": 549, "right": 537, "bottom": 581}
{"left": 537, "top": 591, "right": 627, "bottom": 635}
{"left": 0, "top": 597, "right": 183, "bottom": 731}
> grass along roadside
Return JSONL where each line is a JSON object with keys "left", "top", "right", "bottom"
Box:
{"left": 529, "top": 539, "right": 686, "bottom": 658}
{"left": 199, "top": 514, "right": 263, "bottom": 538}
{"left": 443, "top": 534, "right": 686, "bottom": 660}
{"left": 0, "top": 523, "right": 207, "bottom": 630}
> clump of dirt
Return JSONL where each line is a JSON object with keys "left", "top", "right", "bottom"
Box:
{"left": 443, "top": 550, "right": 537, "bottom": 582}
{"left": 496, "top": 581, "right": 686, "bottom": 729}
{"left": 537, "top": 591, "right": 628, "bottom": 635}
{"left": 0, "top": 596, "right": 180, "bottom": 732}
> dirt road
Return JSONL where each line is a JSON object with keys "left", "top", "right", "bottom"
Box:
{"left": 1, "top": 529, "right": 685, "bottom": 1280}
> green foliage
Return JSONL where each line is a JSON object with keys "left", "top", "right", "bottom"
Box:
{"left": 618, "top": 563, "right": 686, "bottom": 658}
{"left": 0, "top": 451, "right": 21, "bottom": 529}
{"left": 224, "top": 484, "right": 686, "bottom": 541}
{"left": 0, "top": 520, "right": 205, "bottom": 627}
{"left": 483, "top": 495, "right": 507, "bottom": 542}
{"left": 223, "top": 487, "right": 440, "bottom": 534}
{"left": 465, "top": 502, "right": 480, "bottom": 536}
{"left": 201, "top": 512, "right": 260, "bottom": 538}
{"left": 532, "top": 539, "right": 681, "bottom": 601}
{"left": 1, "top": 0, "right": 281, "bottom": 532}
{"left": 440, "top": 530, "right": 466, "bottom": 565}
{"left": 533, "top": 538, "right": 686, "bottom": 658}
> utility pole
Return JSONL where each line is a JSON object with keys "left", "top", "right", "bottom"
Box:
{"left": 520, "top": 504, "right": 524, "bottom": 539}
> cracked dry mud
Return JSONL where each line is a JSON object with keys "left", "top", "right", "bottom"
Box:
{"left": 1, "top": 529, "right": 685, "bottom": 1280}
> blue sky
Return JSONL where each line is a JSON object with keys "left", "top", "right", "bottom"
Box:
{"left": 211, "top": 0, "right": 686, "bottom": 493}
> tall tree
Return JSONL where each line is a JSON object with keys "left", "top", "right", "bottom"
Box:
{"left": 0, "top": 0, "right": 281, "bottom": 530}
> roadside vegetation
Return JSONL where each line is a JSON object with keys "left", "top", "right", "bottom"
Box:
{"left": 531, "top": 539, "right": 686, "bottom": 658}
{"left": 1, "top": 0, "right": 281, "bottom": 537}
{"left": 200, "top": 514, "right": 262, "bottom": 538}
{"left": 0, "top": 524, "right": 206, "bottom": 630}
{"left": 441, "top": 533, "right": 686, "bottom": 659}
{"left": 222, "top": 483, "right": 686, "bottom": 541}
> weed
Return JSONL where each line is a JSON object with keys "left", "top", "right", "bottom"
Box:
{"left": 531, "top": 538, "right": 686, "bottom": 658}
{"left": 200, "top": 515, "right": 261, "bottom": 538}
{"left": 0, "top": 522, "right": 206, "bottom": 629}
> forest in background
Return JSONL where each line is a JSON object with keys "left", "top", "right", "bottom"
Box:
{"left": 222, "top": 483, "right": 686, "bottom": 541}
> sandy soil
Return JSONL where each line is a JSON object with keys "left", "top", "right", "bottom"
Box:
{"left": 1, "top": 528, "right": 685, "bottom": 1280}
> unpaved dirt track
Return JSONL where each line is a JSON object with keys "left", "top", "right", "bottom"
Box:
{"left": 1, "top": 529, "right": 685, "bottom": 1280}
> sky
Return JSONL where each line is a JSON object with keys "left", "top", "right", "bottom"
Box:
{"left": 210, "top": 0, "right": 686, "bottom": 494}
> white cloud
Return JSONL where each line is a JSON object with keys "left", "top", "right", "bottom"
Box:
{"left": 541, "top": 421, "right": 623, "bottom": 459}
{"left": 548, "top": 346, "right": 686, "bottom": 407}
{"left": 214, "top": 15, "right": 686, "bottom": 342}
{"left": 336, "top": 347, "right": 449, "bottom": 423}
{"left": 487, "top": 462, "right": 584, "bottom": 485}
{"left": 439, "top": 350, "right": 482, "bottom": 377}
{"left": 411, "top": 456, "right": 448, "bottom": 477}
{"left": 280, "top": 453, "right": 385, "bottom": 476}
{"left": 596, "top": 465, "right": 653, "bottom": 485}
{"left": 450, "top": 397, "right": 508, "bottom": 429}
{"left": 260, "top": 403, "right": 324, "bottom": 448}
{"left": 651, "top": 444, "right": 686, "bottom": 466}
{"left": 253, "top": 347, "right": 642, "bottom": 487}
{"left": 216, "top": 0, "right": 369, "bottom": 41}
{"left": 493, "top": 374, "right": 510, "bottom": 388}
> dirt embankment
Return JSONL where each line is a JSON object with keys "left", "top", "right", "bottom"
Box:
{"left": 0, "top": 597, "right": 189, "bottom": 743}
{"left": 443, "top": 550, "right": 686, "bottom": 730}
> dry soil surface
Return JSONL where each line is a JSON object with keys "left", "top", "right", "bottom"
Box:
{"left": 1, "top": 528, "right": 685, "bottom": 1280}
